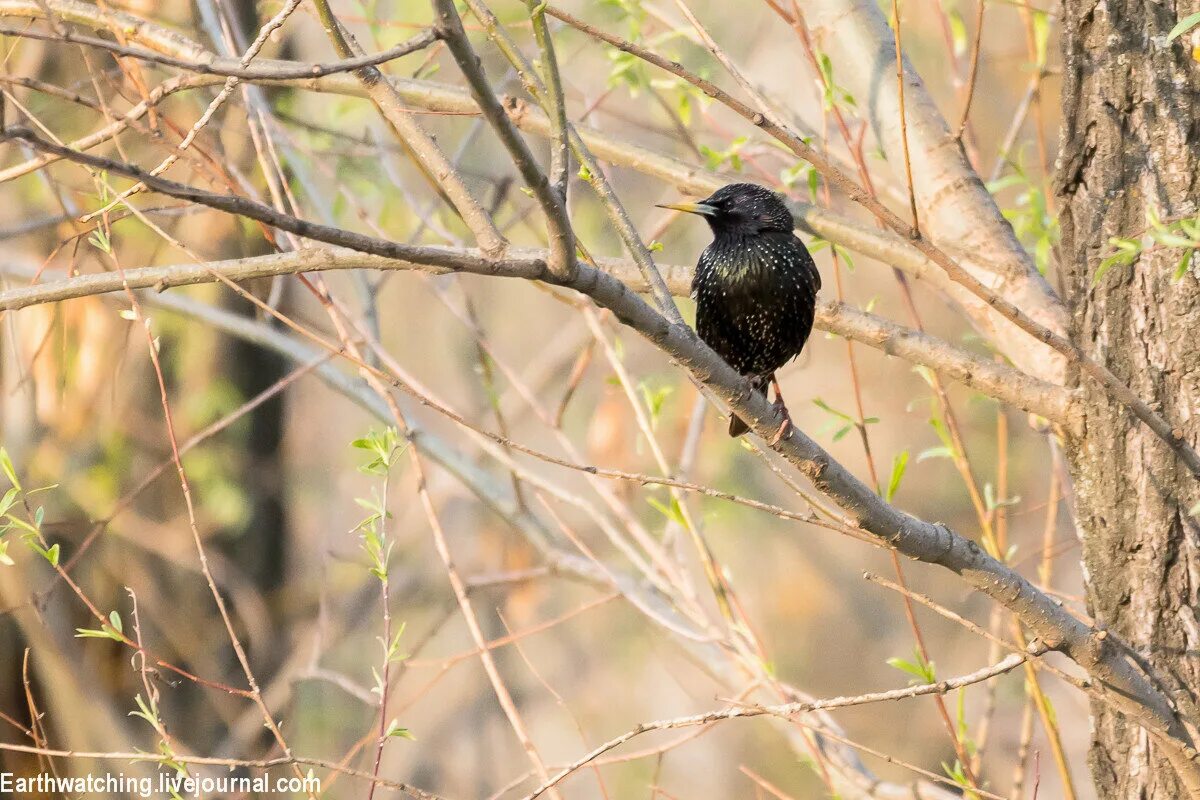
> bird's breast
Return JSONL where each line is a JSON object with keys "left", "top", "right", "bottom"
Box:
{"left": 691, "top": 233, "right": 819, "bottom": 377}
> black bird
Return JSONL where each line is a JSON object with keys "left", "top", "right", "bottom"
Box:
{"left": 659, "top": 183, "right": 821, "bottom": 442}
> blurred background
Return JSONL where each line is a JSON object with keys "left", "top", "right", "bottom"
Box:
{"left": 0, "top": 0, "right": 1077, "bottom": 797}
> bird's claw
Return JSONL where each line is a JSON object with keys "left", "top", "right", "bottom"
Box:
{"left": 768, "top": 418, "right": 792, "bottom": 446}
{"left": 767, "top": 394, "right": 792, "bottom": 446}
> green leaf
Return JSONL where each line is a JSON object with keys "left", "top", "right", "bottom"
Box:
{"left": 648, "top": 496, "right": 687, "bottom": 527}
{"left": 812, "top": 397, "right": 854, "bottom": 423}
{"left": 887, "top": 648, "right": 937, "bottom": 684}
{"left": 947, "top": 10, "right": 967, "bottom": 57}
{"left": 130, "top": 693, "right": 158, "bottom": 726}
{"left": 1173, "top": 249, "right": 1193, "bottom": 282}
{"left": 0, "top": 540, "right": 12, "bottom": 567}
{"left": 698, "top": 136, "right": 748, "bottom": 172}
{"left": 1168, "top": 11, "right": 1200, "bottom": 42}
{"left": 87, "top": 228, "right": 112, "bottom": 254}
{"left": 1096, "top": 236, "right": 1144, "bottom": 273}
{"left": 0, "top": 448, "right": 21, "bottom": 491}
{"left": 885, "top": 451, "right": 909, "bottom": 502}
{"left": 44, "top": 543, "right": 59, "bottom": 566}
{"left": 638, "top": 382, "right": 673, "bottom": 428}
{"left": 386, "top": 622, "right": 408, "bottom": 662}
{"left": 955, "top": 687, "right": 970, "bottom": 742}
{"left": 109, "top": 610, "right": 123, "bottom": 634}
{"left": 942, "top": 759, "right": 970, "bottom": 788}
{"left": 0, "top": 487, "right": 18, "bottom": 518}
{"left": 911, "top": 365, "right": 937, "bottom": 389}
{"left": 76, "top": 623, "right": 123, "bottom": 641}
{"left": 1032, "top": 10, "right": 1050, "bottom": 68}
{"left": 779, "top": 162, "right": 807, "bottom": 188}
{"left": 984, "top": 483, "right": 1022, "bottom": 511}
{"left": 1150, "top": 231, "right": 1197, "bottom": 249}
{"left": 384, "top": 719, "right": 416, "bottom": 740}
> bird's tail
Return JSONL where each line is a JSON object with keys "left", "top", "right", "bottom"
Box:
{"left": 728, "top": 379, "right": 769, "bottom": 437}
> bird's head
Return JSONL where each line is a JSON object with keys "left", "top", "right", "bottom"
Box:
{"left": 657, "top": 183, "right": 794, "bottom": 237}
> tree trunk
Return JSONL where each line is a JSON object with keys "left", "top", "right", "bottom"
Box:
{"left": 1057, "top": 2, "right": 1200, "bottom": 797}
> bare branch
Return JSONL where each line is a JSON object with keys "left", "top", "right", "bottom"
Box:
{"left": 526, "top": 1, "right": 569, "bottom": 201}
{"left": 0, "top": 0, "right": 946, "bottom": 319}
{"left": 458, "top": 0, "right": 685, "bottom": 325}
{"left": 429, "top": 0, "right": 574, "bottom": 277}
{"left": 526, "top": 649, "right": 1039, "bottom": 800}
{"left": 0, "top": 23, "right": 439, "bottom": 81}
{"left": 308, "top": 0, "right": 506, "bottom": 254}
{"left": 0, "top": 250, "right": 1076, "bottom": 425}
{"left": 131, "top": 290, "right": 949, "bottom": 800}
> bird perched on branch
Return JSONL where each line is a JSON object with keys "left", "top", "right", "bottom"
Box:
{"left": 659, "top": 183, "right": 821, "bottom": 443}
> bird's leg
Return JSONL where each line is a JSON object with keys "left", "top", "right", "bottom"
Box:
{"left": 768, "top": 374, "right": 792, "bottom": 446}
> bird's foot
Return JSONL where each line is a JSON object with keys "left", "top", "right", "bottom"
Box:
{"left": 768, "top": 397, "right": 792, "bottom": 446}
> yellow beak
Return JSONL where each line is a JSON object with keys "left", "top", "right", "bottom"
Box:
{"left": 656, "top": 201, "right": 717, "bottom": 217}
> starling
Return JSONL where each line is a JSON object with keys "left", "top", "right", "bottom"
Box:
{"left": 659, "top": 183, "right": 821, "bottom": 442}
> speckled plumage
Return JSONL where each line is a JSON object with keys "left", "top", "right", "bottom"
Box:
{"left": 684, "top": 184, "right": 821, "bottom": 436}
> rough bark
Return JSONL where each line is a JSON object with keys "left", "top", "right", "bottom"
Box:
{"left": 1057, "top": 0, "right": 1200, "bottom": 796}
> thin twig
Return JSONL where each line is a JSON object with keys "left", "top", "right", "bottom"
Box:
{"left": 523, "top": 652, "right": 1034, "bottom": 799}
{"left": 430, "top": 0, "right": 573, "bottom": 276}
{"left": 0, "top": 23, "right": 438, "bottom": 81}
{"left": 955, "top": 0, "right": 987, "bottom": 138}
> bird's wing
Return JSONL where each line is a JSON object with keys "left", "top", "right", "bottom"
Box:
{"left": 794, "top": 234, "right": 822, "bottom": 293}
{"left": 693, "top": 248, "right": 750, "bottom": 372}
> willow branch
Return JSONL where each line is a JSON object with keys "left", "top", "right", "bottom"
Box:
{"left": 526, "top": 1, "right": 569, "bottom": 201}
{"left": 459, "top": 0, "right": 684, "bottom": 325}
{"left": 308, "top": 0, "right": 506, "bottom": 254}
{"left": 0, "top": 246, "right": 1074, "bottom": 426}
{"left": 0, "top": 0, "right": 943, "bottom": 317}
{"left": 544, "top": 4, "right": 1200, "bottom": 479}
{"left": 429, "top": 0, "right": 574, "bottom": 277}
{"left": 0, "top": 23, "right": 438, "bottom": 80}
{"left": 1, "top": 132, "right": 1190, "bottom": 778}
{"left": 527, "top": 648, "right": 1041, "bottom": 799}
